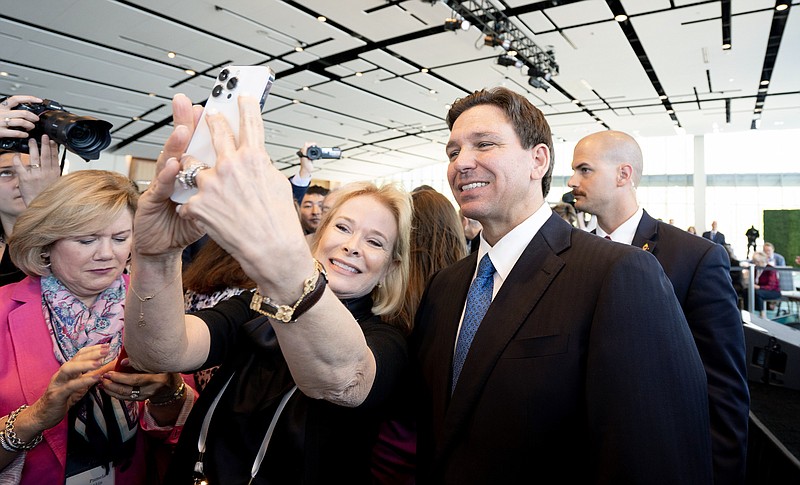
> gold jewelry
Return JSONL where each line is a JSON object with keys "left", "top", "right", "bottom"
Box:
{"left": 148, "top": 380, "right": 187, "bottom": 406}
{"left": 250, "top": 259, "right": 327, "bottom": 323}
{"left": 130, "top": 272, "right": 181, "bottom": 327}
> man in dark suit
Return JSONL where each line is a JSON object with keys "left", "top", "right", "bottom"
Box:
{"left": 568, "top": 130, "right": 748, "bottom": 484}
{"left": 413, "top": 88, "right": 712, "bottom": 483}
{"left": 703, "top": 220, "right": 727, "bottom": 245}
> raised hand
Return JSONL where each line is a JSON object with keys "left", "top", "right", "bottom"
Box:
{"left": 133, "top": 93, "right": 206, "bottom": 257}
{"left": 0, "top": 95, "right": 42, "bottom": 138}
{"left": 14, "top": 134, "right": 61, "bottom": 205}
{"left": 176, "top": 95, "right": 313, "bottom": 288}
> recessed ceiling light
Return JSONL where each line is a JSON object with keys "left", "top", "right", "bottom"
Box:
{"left": 776, "top": 4, "right": 789, "bottom": 11}
{"left": 0, "top": 72, "right": 8, "bottom": 77}
{"left": 760, "top": 80, "right": 770, "bottom": 86}
{"left": 292, "top": 99, "right": 300, "bottom": 104}
{"left": 722, "top": 43, "right": 731, "bottom": 50}
{"left": 184, "top": 69, "right": 196, "bottom": 75}
{"left": 614, "top": 14, "right": 628, "bottom": 22}
{"left": 295, "top": 46, "right": 304, "bottom": 52}
{"left": 132, "top": 116, "right": 140, "bottom": 121}
{"left": 355, "top": 72, "right": 363, "bottom": 77}
{"left": 755, "top": 108, "right": 762, "bottom": 112}
{"left": 571, "top": 99, "right": 580, "bottom": 104}
{"left": 596, "top": 120, "right": 604, "bottom": 125}
{"left": 429, "top": 89, "right": 437, "bottom": 94}
{"left": 148, "top": 93, "right": 156, "bottom": 97}
{"left": 421, "top": 68, "right": 429, "bottom": 73}
{"left": 759, "top": 87, "right": 767, "bottom": 92}
{"left": 167, "top": 52, "right": 176, "bottom": 58}
{"left": 302, "top": 86, "right": 309, "bottom": 91}
{"left": 667, "top": 109, "right": 674, "bottom": 114}
{"left": 318, "top": 16, "right": 327, "bottom": 22}
{"left": 659, "top": 95, "right": 668, "bottom": 100}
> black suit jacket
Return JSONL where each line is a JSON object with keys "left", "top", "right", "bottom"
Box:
{"left": 634, "top": 210, "right": 748, "bottom": 484}
{"left": 413, "top": 214, "right": 712, "bottom": 484}
{"left": 702, "top": 230, "right": 727, "bottom": 246}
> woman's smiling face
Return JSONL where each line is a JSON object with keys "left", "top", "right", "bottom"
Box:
{"left": 314, "top": 195, "right": 398, "bottom": 300}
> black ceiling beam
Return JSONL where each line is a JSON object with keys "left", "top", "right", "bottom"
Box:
{"left": 606, "top": 0, "right": 682, "bottom": 128}
{"left": 721, "top": 0, "right": 732, "bottom": 49}
{"left": 752, "top": 2, "right": 792, "bottom": 129}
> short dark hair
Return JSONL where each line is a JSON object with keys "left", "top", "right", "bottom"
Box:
{"left": 446, "top": 87, "right": 555, "bottom": 197}
{"left": 304, "top": 185, "right": 329, "bottom": 198}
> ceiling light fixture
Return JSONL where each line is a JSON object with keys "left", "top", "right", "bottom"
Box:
{"left": 317, "top": 16, "right": 327, "bottom": 22}
{"left": 184, "top": 69, "right": 196, "bottom": 75}
{"left": 659, "top": 95, "right": 668, "bottom": 100}
{"left": 528, "top": 76, "right": 549, "bottom": 92}
{"left": 355, "top": 72, "right": 363, "bottom": 77}
{"left": 760, "top": 79, "right": 770, "bottom": 85}
{"left": 497, "top": 55, "right": 523, "bottom": 68}
{"left": 722, "top": 43, "right": 731, "bottom": 50}
{"left": 485, "top": 35, "right": 511, "bottom": 50}
{"left": 614, "top": 14, "right": 628, "bottom": 22}
{"left": 302, "top": 86, "right": 309, "bottom": 91}
{"left": 421, "top": 68, "right": 429, "bottom": 73}
{"left": 444, "top": 17, "right": 470, "bottom": 31}
{"left": 776, "top": 3, "right": 789, "bottom": 11}
{"left": 167, "top": 52, "right": 176, "bottom": 58}
{"left": 295, "top": 45, "right": 304, "bottom": 52}
{"left": 0, "top": 72, "right": 8, "bottom": 77}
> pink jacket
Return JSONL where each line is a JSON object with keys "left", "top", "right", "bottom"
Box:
{"left": 0, "top": 276, "right": 190, "bottom": 485}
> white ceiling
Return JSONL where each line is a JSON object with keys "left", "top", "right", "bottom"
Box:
{"left": 1, "top": 0, "right": 797, "bottom": 182}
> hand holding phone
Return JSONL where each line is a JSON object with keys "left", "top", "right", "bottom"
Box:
{"left": 171, "top": 65, "right": 276, "bottom": 203}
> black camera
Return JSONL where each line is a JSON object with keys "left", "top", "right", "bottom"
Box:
{"left": 0, "top": 99, "right": 112, "bottom": 161}
{"left": 306, "top": 145, "right": 341, "bottom": 161}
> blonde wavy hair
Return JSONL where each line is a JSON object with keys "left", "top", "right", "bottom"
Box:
{"left": 9, "top": 170, "right": 139, "bottom": 276}
{"left": 310, "top": 181, "right": 412, "bottom": 332}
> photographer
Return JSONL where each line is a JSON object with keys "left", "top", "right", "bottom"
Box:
{"left": 0, "top": 96, "right": 62, "bottom": 286}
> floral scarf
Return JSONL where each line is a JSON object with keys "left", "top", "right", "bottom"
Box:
{"left": 40, "top": 274, "right": 139, "bottom": 463}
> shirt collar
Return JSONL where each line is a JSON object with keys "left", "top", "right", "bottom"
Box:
{"left": 596, "top": 206, "right": 643, "bottom": 245}
{"left": 476, "top": 201, "right": 552, "bottom": 284}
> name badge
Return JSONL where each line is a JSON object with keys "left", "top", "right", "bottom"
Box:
{"left": 65, "top": 462, "right": 114, "bottom": 485}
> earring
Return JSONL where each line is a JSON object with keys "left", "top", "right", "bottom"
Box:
{"left": 376, "top": 282, "right": 383, "bottom": 288}
{"left": 40, "top": 252, "right": 51, "bottom": 268}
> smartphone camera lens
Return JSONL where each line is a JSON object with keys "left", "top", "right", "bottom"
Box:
{"left": 212, "top": 85, "right": 223, "bottom": 97}
{"left": 218, "top": 69, "right": 229, "bottom": 81}
{"left": 227, "top": 77, "right": 238, "bottom": 90}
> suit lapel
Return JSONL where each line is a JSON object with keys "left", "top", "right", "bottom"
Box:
{"left": 440, "top": 214, "right": 568, "bottom": 454}
{"left": 8, "top": 278, "right": 69, "bottom": 468}
{"left": 632, "top": 210, "right": 658, "bottom": 255}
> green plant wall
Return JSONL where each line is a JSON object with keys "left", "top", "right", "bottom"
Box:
{"left": 764, "top": 210, "right": 800, "bottom": 267}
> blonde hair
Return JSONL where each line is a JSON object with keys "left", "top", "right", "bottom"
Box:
{"left": 9, "top": 170, "right": 139, "bottom": 276}
{"left": 310, "top": 181, "right": 412, "bottom": 330}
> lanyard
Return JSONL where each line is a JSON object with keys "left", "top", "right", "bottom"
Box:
{"left": 193, "top": 372, "right": 298, "bottom": 484}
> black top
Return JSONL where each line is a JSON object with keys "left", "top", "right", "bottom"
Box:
{"left": 0, "top": 245, "right": 25, "bottom": 287}
{"left": 165, "top": 292, "right": 408, "bottom": 484}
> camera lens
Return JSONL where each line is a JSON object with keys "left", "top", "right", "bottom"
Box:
{"left": 227, "top": 77, "right": 238, "bottom": 90}
{"left": 218, "top": 69, "right": 229, "bottom": 81}
{"left": 212, "top": 85, "right": 223, "bottom": 98}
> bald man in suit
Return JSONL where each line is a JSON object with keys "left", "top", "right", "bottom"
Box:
{"left": 568, "top": 130, "right": 748, "bottom": 484}
{"left": 412, "top": 88, "right": 712, "bottom": 484}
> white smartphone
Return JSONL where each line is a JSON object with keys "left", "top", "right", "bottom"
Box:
{"left": 171, "top": 65, "right": 276, "bottom": 203}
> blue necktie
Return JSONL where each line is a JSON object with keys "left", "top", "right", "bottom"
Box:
{"left": 452, "top": 254, "right": 495, "bottom": 394}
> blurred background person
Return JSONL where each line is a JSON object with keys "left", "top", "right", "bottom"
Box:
{"left": 551, "top": 201, "right": 578, "bottom": 227}
{"left": 0, "top": 170, "right": 194, "bottom": 484}
{"left": 299, "top": 185, "right": 329, "bottom": 235}
{"left": 763, "top": 242, "right": 785, "bottom": 267}
{"left": 371, "top": 187, "right": 468, "bottom": 484}
{"left": 687, "top": 226, "right": 697, "bottom": 235}
{"left": 703, "top": 220, "right": 726, "bottom": 245}
{"left": 745, "top": 251, "right": 781, "bottom": 318}
{"left": 459, "top": 209, "right": 482, "bottom": 254}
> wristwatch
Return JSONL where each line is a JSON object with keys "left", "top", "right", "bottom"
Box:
{"left": 250, "top": 259, "right": 328, "bottom": 323}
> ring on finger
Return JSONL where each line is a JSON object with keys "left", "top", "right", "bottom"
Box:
{"left": 28, "top": 164, "right": 40, "bottom": 169}
{"left": 130, "top": 385, "right": 141, "bottom": 400}
{"left": 176, "top": 162, "right": 211, "bottom": 189}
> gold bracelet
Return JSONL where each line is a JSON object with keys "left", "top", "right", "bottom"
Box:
{"left": 148, "top": 381, "right": 187, "bottom": 406}
{"left": 130, "top": 271, "right": 182, "bottom": 328}
{"left": 250, "top": 259, "right": 327, "bottom": 323}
